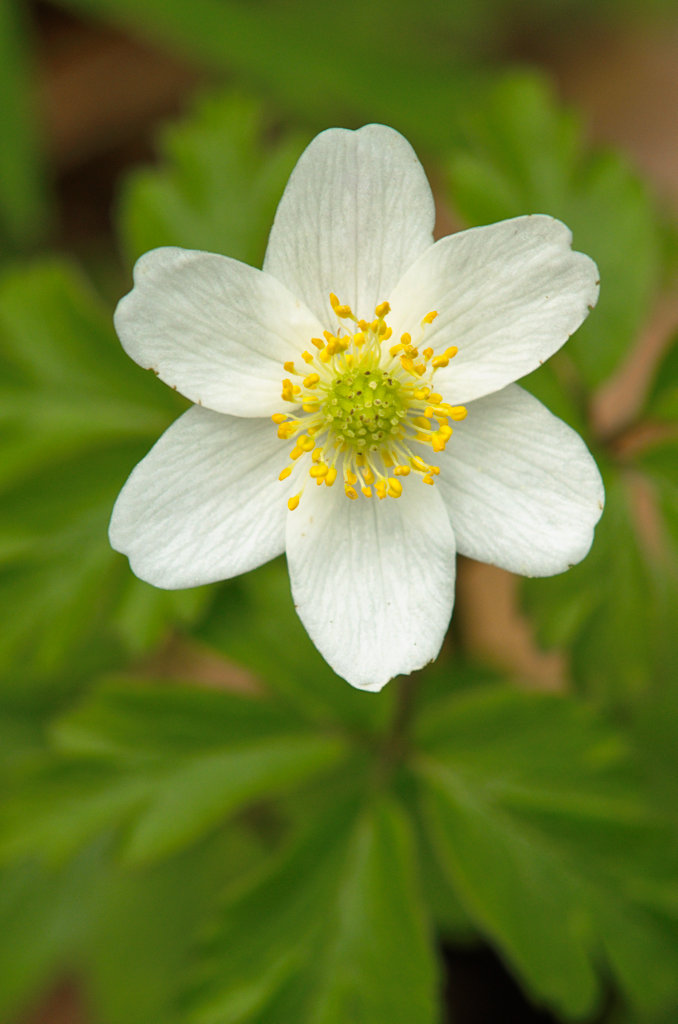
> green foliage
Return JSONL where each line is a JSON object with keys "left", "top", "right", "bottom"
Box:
{"left": 0, "top": 259, "right": 209, "bottom": 691}
{"left": 0, "top": 1, "right": 51, "bottom": 250}
{"left": 413, "top": 685, "right": 678, "bottom": 1019}
{"left": 118, "top": 93, "right": 307, "bottom": 267}
{"left": 3, "top": 670, "right": 678, "bottom": 1023}
{"left": 0, "top": 681, "right": 350, "bottom": 866}
{"left": 446, "top": 73, "right": 661, "bottom": 389}
{"left": 189, "top": 795, "right": 438, "bottom": 1024}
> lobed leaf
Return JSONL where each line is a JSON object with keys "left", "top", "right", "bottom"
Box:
{"left": 0, "top": 681, "right": 349, "bottom": 866}
{"left": 413, "top": 684, "right": 678, "bottom": 1018}
{"left": 188, "top": 794, "right": 439, "bottom": 1024}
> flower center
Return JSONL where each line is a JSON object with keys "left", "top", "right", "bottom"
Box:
{"left": 323, "top": 368, "right": 406, "bottom": 451}
{"left": 272, "top": 294, "right": 467, "bottom": 510}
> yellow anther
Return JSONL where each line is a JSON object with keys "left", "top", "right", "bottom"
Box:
{"left": 345, "top": 470, "right": 358, "bottom": 485}
{"left": 358, "top": 319, "right": 370, "bottom": 331}
{"left": 390, "top": 343, "right": 404, "bottom": 357}
{"left": 411, "top": 456, "right": 429, "bottom": 473}
{"left": 330, "top": 293, "right": 354, "bottom": 318}
{"left": 431, "top": 356, "right": 449, "bottom": 369}
{"left": 449, "top": 405, "right": 467, "bottom": 421}
{"left": 361, "top": 486, "right": 372, "bottom": 497}
{"left": 302, "top": 351, "right": 314, "bottom": 364}
{"left": 431, "top": 434, "right": 446, "bottom": 452}
{"left": 311, "top": 337, "right": 325, "bottom": 350}
{"left": 401, "top": 332, "right": 412, "bottom": 345}
{"left": 302, "top": 402, "right": 319, "bottom": 412}
{"left": 297, "top": 435, "right": 314, "bottom": 452}
{"left": 311, "top": 447, "right": 322, "bottom": 462}
{"left": 310, "top": 463, "right": 329, "bottom": 478}
{"left": 345, "top": 485, "right": 358, "bottom": 500}
{"left": 414, "top": 363, "right": 426, "bottom": 376}
{"left": 325, "top": 467, "right": 337, "bottom": 487}
{"left": 422, "top": 310, "right": 438, "bottom": 324}
{"left": 319, "top": 347, "right": 332, "bottom": 363}
{"left": 353, "top": 331, "right": 365, "bottom": 347}
{"left": 303, "top": 373, "right": 320, "bottom": 388}
{"left": 387, "top": 477, "right": 403, "bottom": 498}
{"left": 428, "top": 392, "right": 442, "bottom": 403}
{"left": 375, "top": 480, "right": 387, "bottom": 500}
{"left": 279, "top": 466, "right": 292, "bottom": 481}
{"left": 363, "top": 467, "right": 375, "bottom": 485}
{"left": 290, "top": 446, "right": 304, "bottom": 460}
{"left": 288, "top": 494, "right": 301, "bottom": 510}
{"left": 439, "top": 424, "right": 453, "bottom": 440}
{"left": 400, "top": 356, "right": 416, "bottom": 374}
{"left": 393, "top": 465, "right": 411, "bottom": 476}
{"left": 423, "top": 347, "right": 433, "bottom": 360}
{"left": 422, "top": 474, "right": 435, "bottom": 485}
{"left": 271, "top": 413, "right": 287, "bottom": 424}
{"left": 277, "top": 422, "right": 295, "bottom": 439}
{"left": 413, "top": 416, "right": 432, "bottom": 430}
{"left": 444, "top": 346, "right": 458, "bottom": 359}
{"left": 383, "top": 327, "right": 392, "bottom": 340}
{"left": 375, "top": 300, "right": 391, "bottom": 318}
{"left": 283, "top": 360, "right": 296, "bottom": 374}
{"left": 413, "top": 387, "right": 430, "bottom": 400}
{"left": 377, "top": 320, "right": 389, "bottom": 336}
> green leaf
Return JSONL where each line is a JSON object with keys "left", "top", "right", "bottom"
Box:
{"left": 188, "top": 794, "right": 438, "bottom": 1024}
{"left": 54, "top": 0, "right": 480, "bottom": 153}
{"left": 447, "top": 72, "right": 661, "bottom": 388}
{"left": 118, "top": 92, "right": 307, "bottom": 267}
{"left": 414, "top": 685, "right": 678, "bottom": 1018}
{"left": 0, "top": 681, "right": 349, "bottom": 865}
{"left": 82, "top": 831, "right": 266, "bottom": 1024}
{"left": 0, "top": 259, "right": 209, "bottom": 689}
{"left": 0, "top": 842, "right": 103, "bottom": 1021}
{"left": 0, "top": 1, "right": 51, "bottom": 249}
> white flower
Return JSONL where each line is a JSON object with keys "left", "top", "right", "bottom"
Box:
{"left": 110, "top": 124, "right": 604, "bottom": 691}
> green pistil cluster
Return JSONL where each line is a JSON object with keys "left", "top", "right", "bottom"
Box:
{"left": 323, "top": 369, "right": 407, "bottom": 451}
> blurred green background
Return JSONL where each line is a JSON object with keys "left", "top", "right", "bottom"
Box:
{"left": 1, "top": 1, "right": 678, "bottom": 1022}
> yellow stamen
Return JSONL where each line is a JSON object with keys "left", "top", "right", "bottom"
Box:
{"left": 279, "top": 466, "right": 292, "bottom": 481}
{"left": 288, "top": 494, "right": 301, "bottom": 511}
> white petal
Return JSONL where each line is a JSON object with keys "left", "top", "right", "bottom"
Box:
{"left": 388, "top": 215, "right": 599, "bottom": 404}
{"left": 436, "top": 384, "right": 604, "bottom": 576}
{"left": 285, "top": 481, "right": 456, "bottom": 690}
{"left": 110, "top": 406, "right": 292, "bottom": 588}
{"left": 263, "top": 125, "right": 435, "bottom": 325}
{"left": 114, "top": 247, "right": 323, "bottom": 416}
